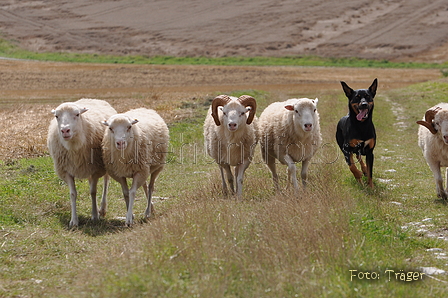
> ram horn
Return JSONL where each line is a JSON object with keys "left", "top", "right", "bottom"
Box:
{"left": 416, "top": 106, "right": 442, "bottom": 134}
{"left": 238, "top": 95, "right": 257, "bottom": 124}
{"left": 211, "top": 95, "right": 232, "bottom": 126}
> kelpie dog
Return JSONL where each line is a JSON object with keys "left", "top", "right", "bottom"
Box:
{"left": 336, "top": 78, "right": 377, "bottom": 188}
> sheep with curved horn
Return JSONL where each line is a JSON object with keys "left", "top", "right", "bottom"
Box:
{"left": 417, "top": 104, "right": 448, "bottom": 199}
{"left": 204, "top": 94, "right": 258, "bottom": 198}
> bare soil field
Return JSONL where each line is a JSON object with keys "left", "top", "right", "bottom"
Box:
{"left": 0, "top": 0, "right": 447, "bottom": 160}
{"left": 0, "top": 59, "right": 442, "bottom": 160}
{"left": 0, "top": 0, "right": 447, "bottom": 62}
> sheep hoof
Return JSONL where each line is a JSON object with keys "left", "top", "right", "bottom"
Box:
{"left": 69, "top": 221, "right": 78, "bottom": 229}
{"left": 91, "top": 212, "right": 100, "bottom": 221}
{"left": 125, "top": 213, "right": 134, "bottom": 227}
{"left": 99, "top": 209, "right": 106, "bottom": 218}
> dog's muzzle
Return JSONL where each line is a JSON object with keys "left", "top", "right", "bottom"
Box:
{"left": 356, "top": 101, "right": 370, "bottom": 121}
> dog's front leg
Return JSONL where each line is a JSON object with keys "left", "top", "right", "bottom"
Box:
{"left": 357, "top": 153, "right": 368, "bottom": 176}
{"left": 348, "top": 153, "right": 363, "bottom": 184}
{"left": 366, "top": 151, "right": 374, "bottom": 188}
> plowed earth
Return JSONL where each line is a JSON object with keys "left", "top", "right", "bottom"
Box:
{"left": 0, "top": 59, "right": 441, "bottom": 160}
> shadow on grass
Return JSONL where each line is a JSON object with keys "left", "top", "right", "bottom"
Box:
{"left": 434, "top": 198, "right": 448, "bottom": 206}
{"left": 341, "top": 175, "right": 391, "bottom": 200}
{"left": 58, "top": 214, "right": 135, "bottom": 236}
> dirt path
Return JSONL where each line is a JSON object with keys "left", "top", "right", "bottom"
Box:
{"left": 0, "top": 60, "right": 442, "bottom": 160}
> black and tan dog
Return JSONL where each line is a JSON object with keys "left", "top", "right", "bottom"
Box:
{"left": 336, "top": 78, "right": 377, "bottom": 188}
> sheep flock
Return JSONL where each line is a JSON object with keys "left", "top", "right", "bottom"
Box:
{"left": 44, "top": 88, "right": 448, "bottom": 227}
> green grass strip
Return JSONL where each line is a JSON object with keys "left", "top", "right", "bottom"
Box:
{"left": 0, "top": 38, "right": 446, "bottom": 69}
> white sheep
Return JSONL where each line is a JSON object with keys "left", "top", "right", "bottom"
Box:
{"left": 102, "top": 108, "right": 169, "bottom": 226}
{"left": 203, "top": 95, "right": 258, "bottom": 197}
{"left": 417, "top": 103, "right": 448, "bottom": 199}
{"left": 258, "top": 97, "right": 322, "bottom": 191}
{"left": 47, "top": 98, "right": 117, "bottom": 228}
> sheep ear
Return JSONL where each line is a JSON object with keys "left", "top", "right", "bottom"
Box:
{"left": 131, "top": 119, "right": 139, "bottom": 125}
{"left": 51, "top": 109, "right": 56, "bottom": 115}
{"left": 285, "top": 105, "right": 294, "bottom": 111}
{"left": 101, "top": 120, "right": 109, "bottom": 126}
{"left": 313, "top": 98, "right": 319, "bottom": 105}
{"left": 80, "top": 107, "right": 89, "bottom": 114}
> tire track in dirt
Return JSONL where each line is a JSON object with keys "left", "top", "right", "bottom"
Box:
{"left": 354, "top": 0, "right": 446, "bottom": 45}
{"left": 0, "top": 8, "right": 88, "bottom": 46}
{"left": 0, "top": 0, "right": 447, "bottom": 60}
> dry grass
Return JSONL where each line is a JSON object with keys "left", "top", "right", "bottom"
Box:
{"left": 2, "top": 64, "right": 448, "bottom": 297}
{"left": 54, "top": 165, "right": 354, "bottom": 297}
{"left": 0, "top": 88, "right": 204, "bottom": 160}
{"left": 0, "top": 104, "right": 52, "bottom": 160}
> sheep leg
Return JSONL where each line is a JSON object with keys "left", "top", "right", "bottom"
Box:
{"left": 142, "top": 181, "right": 150, "bottom": 216}
{"left": 220, "top": 164, "right": 234, "bottom": 195}
{"left": 126, "top": 173, "right": 146, "bottom": 227}
{"left": 117, "top": 177, "right": 130, "bottom": 211}
{"left": 145, "top": 167, "right": 163, "bottom": 219}
{"left": 219, "top": 165, "right": 228, "bottom": 195}
{"left": 88, "top": 175, "right": 100, "bottom": 221}
{"left": 266, "top": 155, "right": 280, "bottom": 192}
{"left": 284, "top": 155, "right": 299, "bottom": 191}
{"left": 99, "top": 174, "right": 109, "bottom": 218}
{"left": 301, "top": 159, "right": 310, "bottom": 187}
{"left": 225, "top": 165, "right": 235, "bottom": 194}
{"left": 235, "top": 159, "right": 250, "bottom": 198}
{"left": 65, "top": 173, "right": 78, "bottom": 228}
{"left": 445, "top": 168, "right": 448, "bottom": 198}
{"left": 429, "top": 162, "right": 447, "bottom": 199}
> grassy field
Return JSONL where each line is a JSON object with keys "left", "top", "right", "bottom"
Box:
{"left": 0, "top": 38, "right": 447, "bottom": 70}
{"left": 2, "top": 79, "right": 448, "bottom": 297}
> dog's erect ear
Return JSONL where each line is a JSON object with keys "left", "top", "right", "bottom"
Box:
{"left": 340, "top": 81, "right": 353, "bottom": 99}
{"left": 369, "top": 78, "right": 378, "bottom": 97}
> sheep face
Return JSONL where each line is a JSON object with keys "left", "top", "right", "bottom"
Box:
{"left": 52, "top": 103, "right": 89, "bottom": 141}
{"left": 434, "top": 110, "right": 448, "bottom": 144}
{"left": 285, "top": 98, "right": 318, "bottom": 133}
{"left": 103, "top": 115, "right": 139, "bottom": 150}
{"left": 220, "top": 100, "right": 252, "bottom": 132}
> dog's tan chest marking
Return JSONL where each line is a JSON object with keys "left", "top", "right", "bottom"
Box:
{"left": 348, "top": 138, "right": 375, "bottom": 149}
